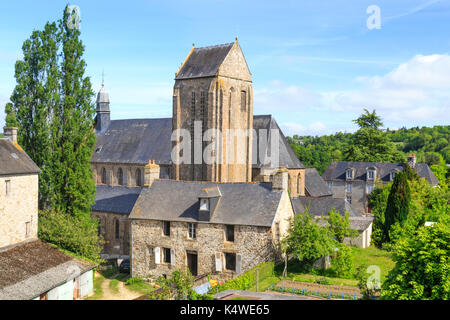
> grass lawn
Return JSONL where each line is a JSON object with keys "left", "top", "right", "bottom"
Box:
{"left": 125, "top": 278, "right": 155, "bottom": 295}
{"left": 109, "top": 278, "right": 120, "bottom": 294}
{"left": 351, "top": 246, "right": 395, "bottom": 282}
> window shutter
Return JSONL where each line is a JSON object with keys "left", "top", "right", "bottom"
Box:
{"left": 236, "top": 254, "right": 242, "bottom": 274}
{"left": 171, "top": 249, "right": 176, "bottom": 266}
{"left": 155, "top": 247, "right": 160, "bottom": 264}
{"left": 215, "top": 252, "right": 222, "bottom": 272}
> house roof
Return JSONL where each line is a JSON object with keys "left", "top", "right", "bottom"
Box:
{"left": 91, "top": 115, "right": 304, "bottom": 170}
{"left": 322, "top": 161, "right": 439, "bottom": 186}
{"left": 92, "top": 185, "right": 143, "bottom": 214}
{"left": 129, "top": 180, "right": 282, "bottom": 227}
{"left": 291, "top": 196, "right": 362, "bottom": 217}
{"left": 315, "top": 215, "right": 374, "bottom": 232}
{"left": 0, "top": 139, "right": 40, "bottom": 176}
{"left": 91, "top": 118, "right": 173, "bottom": 165}
{"left": 175, "top": 43, "right": 235, "bottom": 80}
{"left": 0, "top": 240, "right": 94, "bottom": 300}
{"left": 253, "top": 115, "right": 305, "bottom": 169}
{"left": 304, "top": 168, "right": 332, "bottom": 197}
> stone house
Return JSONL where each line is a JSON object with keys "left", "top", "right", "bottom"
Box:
{"left": 0, "top": 127, "right": 95, "bottom": 300}
{"left": 128, "top": 169, "right": 294, "bottom": 281}
{"left": 322, "top": 156, "right": 439, "bottom": 214}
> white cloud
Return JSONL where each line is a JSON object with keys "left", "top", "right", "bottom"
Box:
{"left": 282, "top": 121, "right": 328, "bottom": 137}
{"left": 255, "top": 54, "right": 450, "bottom": 135}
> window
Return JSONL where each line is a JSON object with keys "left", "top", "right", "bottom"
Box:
{"left": 190, "top": 91, "right": 196, "bottom": 138}
{"left": 240, "top": 91, "right": 247, "bottom": 112}
{"left": 297, "top": 174, "right": 301, "bottom": 194}
{"left": 225, "top": 225, "right": 235, "bottom": 242}
{"left": 115, "top": 219, "right": 120, "bottom": 240}
{"left": 367, "top": 170, "right": 375, "bottom": 180}
{"left": 163, "top": 221, "right": 170, "bottom": 237}
{"left": 118, "top": 168, "right": 124, "bottom": 185}
{"left": 5, "top": 180, "right": 11, "bottom": 196}
{"left": 346, "top": 195, "right": 352, "bottom": 204}
{"left": 188, "top": 223, "right": 197, "bottom": 239}
{"left": 346, "top": 169, "right": 353, "bottom": 179}
{"left": 163, "top": 248, "right": 171, "bottom": 264}
{"left": 224, "top": 252, "right": 236, "bottom": 271}
{"left": 199, "top": 198, "right": 209, "bottom": 211}
{"left": 390, "top": 171, "right": 396, "bottom": 181}
{"left": 346, "top": 183, "right": 352, "bottom": 193}
{"left": 135, "top": 169, "right": 142, "bottom": 186}
{"left": 367, "top": 184, "right": 374, "bottom": 194}
{"left": 101, "top": 168, "right": 107, "bottom": 184}
{"left": 200, "top": 91, "right": 207, "bottom": 130}
{"left": 328, "top": 182, "right": 332, "bottom": 191}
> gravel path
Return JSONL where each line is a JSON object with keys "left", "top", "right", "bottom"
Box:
{"left": 95, "top": 272, "right": 142, "bottom": 300}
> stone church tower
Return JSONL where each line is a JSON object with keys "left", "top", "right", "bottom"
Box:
{"left": 172, "top": 39, "right": 253, "bottom": 182}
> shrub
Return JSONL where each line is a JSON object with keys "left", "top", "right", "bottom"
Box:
{"left": 330, "top": 243, "right": 354, "bottom": 278}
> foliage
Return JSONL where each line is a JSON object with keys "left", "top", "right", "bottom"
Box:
{"left": 381, "top": 222, "right": 450, "bottom": 300}
{"left": 38, "top": 209, "right": 103, "bottom": 264}
{"left": 330, "top": 243, "right": 354, "bottom": 278}
{"left": 4, "top": 103, "right": 18, "bottom": 127}
{"left": 282, "top": 208, "right": 337, "bottom": 269}
{"left": 383, "top": 172, "right": 411, "bottom": 242}
{"left": 325, "top": 208, "right": 358, "bottom": 243}
{"left": 5, "top": 6, "right": 97, "bottom": 219}
{"left": 356, "top": 264, "right": 381, "bottom": 299}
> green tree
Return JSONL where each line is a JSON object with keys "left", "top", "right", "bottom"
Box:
{"left": 4, "top": 103, "right": 19, "bottom": 127}
{"left": 384, "top": 172, "right": 411, "bottom": 242}
{"left": 326, "top": 208, "right": 358, "bottom": 243}
{"left": 282, "top": 209, "right": 337, "bottom": 269}
{"left": 344, "top": 109, "right": 404, "bottom": 163}
{"left": 381, "top": 222, "right": 450, "bottom": 300}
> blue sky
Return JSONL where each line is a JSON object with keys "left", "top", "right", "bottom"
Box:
{"left": 1, "top": 0, "right": 450, "bottom": 136}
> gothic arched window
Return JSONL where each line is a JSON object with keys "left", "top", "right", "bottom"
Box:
{"left": 101, "top": 168, "right": 107, "bottom": 184}
{"left": 118, "top": 168, "right": 124, "bottom": 186}
{"left": 115, "top": 219, "right": 120, "bottom": 240}
{"left": 136, "top": 169, "right": 142, "bottom": 186}
{"left": 297, "top": 174, "right": 301, "bottom": 194}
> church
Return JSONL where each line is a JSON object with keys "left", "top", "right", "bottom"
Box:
{"left": 91, "top": 40, "right": 371, "bottom": 278}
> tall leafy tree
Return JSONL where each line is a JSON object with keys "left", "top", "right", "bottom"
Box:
{"left": 344, "top": 109, "right": 404, "bottom": 163}
{"left": 5, "top": 6, "right": 96, "bottom": 218}
{"left": 384, "top": 171, "right": 411, "bottom": 242}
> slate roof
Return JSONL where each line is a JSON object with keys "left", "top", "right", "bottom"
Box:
{"left": 175, "top": 43, "right": 234, "bottom": 80}
{"left": 322, "top": 161, "right": 439, "bottom": 186}
{"left": 0, "top": 139, "right": 40, "bottom": 176}
{"left": 91, "top": 118, "right": 173, "bottom": 165}
{"left": 291, "top": 196, "right": 362, "bottom": 217}
{"left": 0, "top": 240, "right": 94, "bottom": 300}
{"left": 129, "top": 180, "right": 282, "bottom": 227}
{"left": 253, "top": 115, "right": 305, "bottom": 169}
{"left": 91, "top": 115, "right": 304, "bottom": 170}
{"left": 304, "top": 168, "right": 332, "bottom": 197}
{"left": 92, "top": 185, "right": 143, "bottom": 214}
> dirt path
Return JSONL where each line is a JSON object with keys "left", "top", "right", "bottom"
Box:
{"left": 96, "top": 272, "right": 143, "bottom": 300}
{"left": 275, "top": 280, "right": 361, "bottom": 298}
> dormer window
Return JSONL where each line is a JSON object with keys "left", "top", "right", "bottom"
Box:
{"left": 390, "top": 171, "right": 396, "bottom": 181}
{"left": 199, "top": 198, "right": 209, "bottom": 211}
{"left": 367, "top": 169, "right": 375, "bottom": 180}
{"left": 346, "top": 169, "right": 353, "bottom": 180}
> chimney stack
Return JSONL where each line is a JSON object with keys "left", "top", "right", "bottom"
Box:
{"left": 272, "top": 167, "right": 289, "bottom": 191}
{"left": 407, "top": 154, "right": 416, "bottom": 169}
{"left": 3, "top": 127, "right": 18, "bottom": 143}
{"left": 144, "top": 160, "right": 160, "bottom": 187}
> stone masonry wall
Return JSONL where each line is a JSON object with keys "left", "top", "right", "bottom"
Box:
{"left": 0, "top": 174, "right": 39, "bottom": 248}
{"left": 91, "top": 211, "right": 130, "bottom": 256}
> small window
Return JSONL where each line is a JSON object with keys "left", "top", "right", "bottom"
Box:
{"left": 346, "top": 169, "right": 353, "bottom": 179}
{"left": 224, "top": 253, "right": 236, "bottom": 271}
{"left": 240, "top": 91, "right": 247, "bottom": 112}
{"left": 101, "top": 168, "right": 107, "bottom": 184}
{"left": 199, "top": 198, "right": 209, "bottom": 211}
{"left": 188, "top": 223, "right": 197, "bottom": 239}
{"left": 346, "top": 183, "right": 352, "bottom": 193}
{"left": 118, "top": 168, "right": 124, "bottom": 185}
{"left": 367, "top": 184, "right": 374, "bottom": 194}
{"left": 135, "top": 169, "right": 142, "bottom": 186}
{"left": 163, "top": 248, "right": 171, "bottom": 264}
{"left": 225, "top": 225, "right": 235, "bottom": 242}
{"left": 163, "top": 221, "right": 170, "bottom": 237}
{"left": 5, "top": 180, "right": 11, "bottom": 196}
{"left": 346, "top": 195, "right": 352, "bottom": 204}
{"left": 115, "top": 220, "right": 120, "bottom": 240}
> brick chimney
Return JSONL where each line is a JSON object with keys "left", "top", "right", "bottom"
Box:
{"left": 3, "top": 127, "right": 18, "bottom": 143}
{"left": 144, "top": 160, "right": 160, "bottom": 187}
{"left": 407, "top": 154, "right": 416, "bottom": 169}
{"left": 272, "top": 167, "right": 289, "bottom": 191}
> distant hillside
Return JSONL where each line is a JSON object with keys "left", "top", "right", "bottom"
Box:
{"left": 288, "top": 125, "right": 450, "bottom": 175}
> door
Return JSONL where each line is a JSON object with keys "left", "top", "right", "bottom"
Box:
{"left": 186, "top": 252, "right": 198, "bottom": 276}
